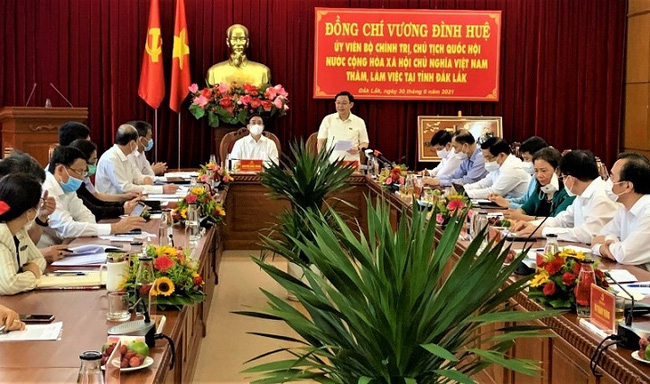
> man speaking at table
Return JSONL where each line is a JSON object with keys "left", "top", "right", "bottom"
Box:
{"left": 317, "top": 91, "right": 369, "bottom": 163}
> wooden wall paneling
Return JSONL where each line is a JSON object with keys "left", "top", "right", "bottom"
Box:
{"left": 628, "top": 0, "right": 650, "bottom": 14}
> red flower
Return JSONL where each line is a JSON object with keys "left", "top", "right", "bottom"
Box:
{"left": 573, "top": 262, "right": 581, "bottom": 275}
{"left": 193, "top": 275, "right": 203, "bottom": 286}
{"left": 544, "top": 257, "right": 565, "bottom": 275}
{"left": 200, "top": 88, "right": 212, "bottom": 99}
{"left": 536, "top": 253, "right": 546, "bottom": 267}
{"left": 562, "top": 272, "right": 576, "bottom": 286}
{"left": 543, "top": 281, "right": 556, "bottom": 296}
{"left": 139, "top": 284, "right": 152, "bottom": 296}
{"left": 186, "top": 194, "right": 198, "bottom": 204}
{"left": 261, "top": 100, "right": 273, "bottom": 111}
{"left": 595, "top": 269, "right": 604, "bottom": 280}
{"left": 219, "top": 96, "right": 234, "bottom": 108}
{"left": 154, "top": 256, "right": 175, "bottom": 272}
{"left": 0, "top": 201, "right": 9, "bottom": 215}
{"left": 446, "top": 199, "right": 466, "bottom": 211}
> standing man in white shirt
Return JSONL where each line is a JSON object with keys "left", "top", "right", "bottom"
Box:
{"left": 230, "top": 114, "right": 279, "bottom": 166}
{"left": 128, "top": 120, "right": 167, "bottom": 176}
{"left": 317, "top": 91, "right": 369, "bottom": 163}
{"left": 420, "top": 130, "right": 461, "bottom": 179}
{"left": 512, "top": 150, "right": 617, "bottom": 243}
{"left": 463, "top": 137, "right": 531, "bottom": 199}
{"left": 592, "top": 153, "right": 650, "bottom": 269}
{"left": 39, "top": 146, "right": 145, "bottom": 247}
{"left": 95, "top": 124, "right": 178, "bottom": 195}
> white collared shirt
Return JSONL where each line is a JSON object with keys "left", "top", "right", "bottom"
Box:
{"left": 0, "top": 223, "right": 46, "bottom": 295}
{"left": 464, "top": 154, "right": 531, "bottom": 199}
{"left": 428, "top": 148, "right": 462, "bottom": 178}
{"left": 95, "top": 144, "right": 162, "bottom": 195}
{"left": 128, "top": 150, "right": 155, "bottom": 177}
{"left": 38, "top": 172, "right": 112, "bottom": 247}
{"left": 229, "top": 134, "right": 279, "bottom": 166}
{"left": 317, "top": 112, "right": 369, "bottom": 162}
{"left": 592, "top": 194, "right": 650, "bottom": 269}
{"left": 542, "top": 177, "right": 618, "bottom": 243}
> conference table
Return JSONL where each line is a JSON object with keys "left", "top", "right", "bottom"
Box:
{"left": 3, "top": 173, "right": 650, "bottom": 383}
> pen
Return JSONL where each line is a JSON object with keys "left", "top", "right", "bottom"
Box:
{"left": 623, "top": 284, "right": 650, "bottom": 288}
{"left": 37, "top": 286, "right": 100, "bottom": 291}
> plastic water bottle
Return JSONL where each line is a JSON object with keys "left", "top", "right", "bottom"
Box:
{"left": 185, "top": 203, "right": 201, "bottom": 248}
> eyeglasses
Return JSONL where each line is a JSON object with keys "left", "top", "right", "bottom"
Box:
{"left": 66, "top": 166, "right": 88, "bottom": 178}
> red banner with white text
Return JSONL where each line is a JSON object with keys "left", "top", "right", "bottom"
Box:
{"left": 314, "top": 8, "right": 502, "bottom": 101}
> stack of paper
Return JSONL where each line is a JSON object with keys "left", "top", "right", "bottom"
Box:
{"left": 37, "top": 271, "right": 103, "bottom": 288}
{"left": 0, "top": 322, "right": 63, "bottom": 342}
{"left": 52, "top": 253, "right": 107, "bottom": 266}
{"left": 604, "top": 269, "right": 638, "bottom": 283}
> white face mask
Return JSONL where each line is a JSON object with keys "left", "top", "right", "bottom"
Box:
{"left": 455, "top": 147, "right": 468, "bottom": 161}
{"left": 484, "top": 160, "right": 499, "bottom": 173}
{"left": 605, "top": 178, "right": 625, "bottom": 202}
{"left": 249, "top": 124, "right": 264, "bottom": 136}
{"left": 522, "top": 162, "right": 534, "bottom": 175}
{"left": 540, "top": 173, "right": 559, "bottom": 194}
{"left": 436, "top": 148, "right": 449, "bottom": 159}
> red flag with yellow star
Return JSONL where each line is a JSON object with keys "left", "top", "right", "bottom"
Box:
{"left": 170, "top": 0, "right": 191, "bottom": 113}
{"left": 138, "top": 0, "right": 165, "bottom": 109}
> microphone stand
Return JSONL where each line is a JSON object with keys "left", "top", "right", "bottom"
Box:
{"left": 604, "top": 271, "right": 640, "bottom": 349}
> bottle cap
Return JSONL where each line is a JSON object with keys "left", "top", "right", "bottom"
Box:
{"left": 79, "top": 351, "right": 102, "bottom": 361}
{"left": 581, "top": 259, "right": 595, "bottom": 264}
{"left": 546, "top": 234, "right": 558, "bottom": 238}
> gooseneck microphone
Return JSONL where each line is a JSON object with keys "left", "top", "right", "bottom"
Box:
{"left": 25, "top": 83, "right": 37, "bottom": 106}
{"left": 49, "top": 83, "right": 74, "bottom": 107}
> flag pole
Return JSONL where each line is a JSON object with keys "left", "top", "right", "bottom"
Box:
{"left": 177, "top": 113, "right": 181, "bottom": 169}
{"left": 154, "top": 108, "right": 159, "bottom": 163}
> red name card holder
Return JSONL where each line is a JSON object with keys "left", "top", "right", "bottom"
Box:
{"left": 578, "top": 284, "right": 616, "bottom": 340}
{"left": 239, "top": 159, "right": 264, "bottom": 173}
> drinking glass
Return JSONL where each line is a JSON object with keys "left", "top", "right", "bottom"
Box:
{"left": 106, "top": 292, "right": 130, "bottom": 322}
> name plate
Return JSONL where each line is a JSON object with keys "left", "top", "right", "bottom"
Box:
{"left": 590, "top": 284, "right": 616, "bottom": 333}
{"left": 239, "top": 159, "right": 264, "bottom": 173}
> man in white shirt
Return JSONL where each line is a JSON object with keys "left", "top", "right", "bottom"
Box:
{"left": 96, "top": 124, "right": 178, "bottom": 195}
{"left": 317, "top": 91, "right": 369, "bottom": 163}
{"left": 38, "top": 146, "right": 145, "bottom": 247}
{"left": 420, "top": 130, "right": 461, "bottom": 179}
{"left": 230, "top": 114, "right": 279, "bottom": 166}
{"left": 128, "top": 120, "right": 167, "bottom": 176}
{"left": 464, "top": 137, "right": 531, "bottom": 199}
{"left": 512, "top": 150, "right": 617, "bottom": 243}
{"left": 592, "top": 153, "right": 650, "bottom": 269}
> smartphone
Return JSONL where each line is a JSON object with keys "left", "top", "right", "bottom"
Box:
{"left": 20, "top": 314, "right": 55, "bottom": 323}
{"left": 130, "top": 202, "right": 147, "bottom": 217}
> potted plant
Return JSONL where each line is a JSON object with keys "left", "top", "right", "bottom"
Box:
{"left": 237, "top": 199, "right": 561, "bottom": 383}
{"left": 259, "top": 140, "right": 356, "bottom": 274}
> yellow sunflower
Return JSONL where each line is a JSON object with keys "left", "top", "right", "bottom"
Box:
{"left": 153, "top": 277, "right": 175, "bottom": 297}
{"left": 190, "top": 186, "right": 205, "bottom": 196}
{"left": 155, "top": 245, "right": 177, "bottom": 257}
{"left": 530, "top": 270, "right": 550, "bottom": 288}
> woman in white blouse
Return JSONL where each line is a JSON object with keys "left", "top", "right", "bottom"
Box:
{"left": 0, "top": 174, "right": 47, "bottom": 295}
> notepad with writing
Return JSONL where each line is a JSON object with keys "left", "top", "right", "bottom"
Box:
{"left": 37, "top": 271, "right": 103, "bottom": 288}
{"left": 0, "top": 322, "right": 63, "bottom": 342}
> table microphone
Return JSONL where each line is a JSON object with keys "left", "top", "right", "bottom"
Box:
{"left": 49, "top": 82, "right": 74, "bottom": 107}
{"left": 604, "top": 271, "right": 641, "bottom": 349}
{"left": 361, "top": 147, "right": 392, "bottom": 168}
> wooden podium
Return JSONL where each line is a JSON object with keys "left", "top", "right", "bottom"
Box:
{"left": 0, "top": 107, "right": 88, "bottom": 166}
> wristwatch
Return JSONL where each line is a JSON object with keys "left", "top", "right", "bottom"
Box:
{"left": 35, "top": 216, "right": 50, "bottom": 227}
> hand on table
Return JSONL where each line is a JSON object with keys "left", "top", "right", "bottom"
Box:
{"left": 123, "top": 199, "right": 141, "bottom": 215}
{"left": 41, "top": 244, "right": 72, "bottom": 263}
{"left": 487, "top": 193, "right": 510, "bottom": 208}
{"left": 163, "top": 184, "right": 179, "bottom": 194}
{"left": 111, "top": 216, "right": 146, "bottom": 234}
{"left": 423, "top": 177, "right": 439, "bottom": 187}
{"left": 122, "top": 191, "right": 142, "bottom": 201}
{"left": 511, "top": 220, "right": 532, "bottom": 233}
{"left": 504, "top": 209, "right": 526, "bottom": 221}
{"left": 0, "top": 304, "right": 24, "bottom": 331}
{"left": 152, "top": 162, "right": 167, "bottom": 175}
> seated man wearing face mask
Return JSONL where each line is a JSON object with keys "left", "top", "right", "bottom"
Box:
{"left": 488, "top": 136, "right": 548, "bottom": 209}
{"left": 420, "top": 130, "right": 461, "bottom": 179}
{"left": 425, "top": 129, "right": 488, "bottom": 187}
{"left": 592, "top": 153, "right": 650, "bottom": 269}
{"left": 503, "top": 148, "right": 574, "bottom": 221}
{"left": 127, "top": 120, "right": 167, "bottom": 176}
{"left": 462, "top": 137, "right": 530, "bottom": 199}
{"left": 95, "top": 124, "right": 178, "bottom": 195}
{"left": 230, "top": 114, "right": 279, "bottom": 166}
{"left": 512, "top": 150, "right": 618, "bottom": 243}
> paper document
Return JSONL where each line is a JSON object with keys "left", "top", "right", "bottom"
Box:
{"left": 604, "top": 269, "right": 638, "bottom": 283}
{"left": 52, "top": 253, "right": 107, "bottom": 266}
{"left": 333, "top": 140, "right": 353, "bottom": 151}
{"left": 0, "top": 322, "right": 63, "bottom": 342}
{"left": 38, "top": 271, "right": 103, "bottom": 288}
{"left": 164, "top": 171, "right": 198, "bottom": 178}
{"left": 68, "top": 244, "right": 122, "bottom": 256}
{"left": 147, "top": 194, "right": 183, "bottom": 200}
{"left": 610, "top": 284, "right": 647, "bottom": 300}
{"left": 560, "top": 245, "right": 593, "bottom": 254}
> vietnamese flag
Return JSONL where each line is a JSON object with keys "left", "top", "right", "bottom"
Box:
{"left": 170, "top": 0, "right": 191, "bottom": 113}
{"left": 138, "top": 0, "right": 165, "bottom": 109}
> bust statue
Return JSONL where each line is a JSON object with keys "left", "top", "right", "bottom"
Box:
{"left": 206, "top": 24, "right": 271, "bottom": 87}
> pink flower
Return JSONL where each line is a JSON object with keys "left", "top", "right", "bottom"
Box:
{"left": 273, "top": 97, "right": 284, "bottom": 109}
{"left": 186, "top": 194, "right": 198, "bottom": 204}
{"left": 199, "top": 174, "right": 209, "bottom": 183}
{"left": 194, "top": 95, "right": 209, "bottom": 108}
{"left": 265, "top": 87, "right": 277, "bottom": 99}
{"left": 274, "top": 84, "right": 288, "bottom": 97}
{"left": 398, "top": 177, "right": 405, "bottom": 184}
{"left": 238, "top": 94, "right": 252, "bottom": 106}
{"left": 208, "top": 164, "right": 219, "bottom": 172}
{"left": 217, "top": 83, "right": 230, "bottom": 94}
{"left": 188, "top": 83, "right": 199, "bottom": 93}
{"left": 436, "top": 214, "right": 444, "bottom": 224}
{"left": 446, "top": 199, "right": 466, "bottom": 211}
{"left": 385, "top": 177, "right": 393, "bottom": 184}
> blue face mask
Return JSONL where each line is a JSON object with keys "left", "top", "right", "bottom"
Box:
{"left": 60, "top": 168, "right": 83, "bottom": 193}
{"left": 144, "top": 138, "right": 154, "bottom": 152}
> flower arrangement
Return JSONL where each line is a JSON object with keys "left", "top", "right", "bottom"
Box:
{"left": 378, "top": 165, "right": 407, "bottom": 192}
{"left": 429, "top": 191, "right": 470, "bottom": 225}
{"left": 188, "top": 82, "right": 289, "bottom": 127}
{"left": 528, "top": 249, "right": 608, "bottom": 309}
{"left": 120, "top": 245, "right": 205, "bottom": 310}
{"left": 172, "top": 186, "right": 226, "bottom": 226}
{"left": 197, "top": 162, "right": 232, "bottom": 187}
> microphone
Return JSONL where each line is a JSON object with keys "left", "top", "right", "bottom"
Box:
{"left": 604, "top": 272, "right": 642, "bottom": 350}
{"left": 49, "top": 83, "right": 74, "bottom": 107}
{"left": 25, "top": 83, "right": 37, "bottom": 106}
{"left": 361, "top": 147, "right": 392, "bottom": 168}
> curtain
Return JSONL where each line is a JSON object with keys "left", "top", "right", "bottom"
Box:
{"left": 0, "top": 0, "right": 627, "bottom": 168}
